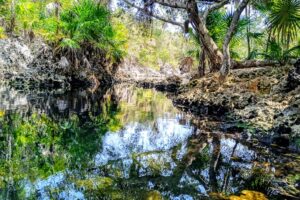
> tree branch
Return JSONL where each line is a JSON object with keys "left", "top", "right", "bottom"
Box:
{"left": 151, "top": 0, "right": 187, "bottom": 9}
{"left": 220, "top": 0, "right": 250, "bottom": 77}
{"left": 123, "top": 0, "right": 184, "bottom": 29}
{"left": 223, "top": 0, "right": 249, "bottom": 50}
{"left": 203, "top": 0, "right": 229, "bottom": 20}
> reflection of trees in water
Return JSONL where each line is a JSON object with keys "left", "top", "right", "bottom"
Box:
{"left": 0, "top": 85, "right": 126, "bottom": 199}
{"left": 112, "top": 84, "right": 181, "bottom": 125}
{"left": 0, "top": 84, "right": 185, "bottom": 199}
{"left": 109, "top": 131, "right": 268, "bottom": 199}
{"left": 0, "top": 84, "right": 179, "bottom": 123}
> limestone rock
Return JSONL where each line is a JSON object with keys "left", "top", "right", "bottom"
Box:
{"left": 287, "top": 59, "right": 300, "bottom": 91}
{"left": 0, "top": 38, "right": 33, "bottom": 73}
{"left": 172, "top": 66, "right": 300, "bottom": 149}
{"left": 115, "top": 57, "right": 191, "bottom": 91}
{"left": 58, "top": 56, "right": 70, "bottom": 71}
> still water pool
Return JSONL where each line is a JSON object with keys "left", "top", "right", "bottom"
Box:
{"left": 0, "top": 84, "right": 298, "bottom": 199}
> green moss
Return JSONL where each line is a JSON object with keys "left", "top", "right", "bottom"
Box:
{"left": 76, "top": 177, "right": 113, "bottom": 191}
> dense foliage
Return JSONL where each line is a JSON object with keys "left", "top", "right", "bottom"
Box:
{"left": 0, "top": 0, "right": 126, "bottom": 61}
{"left": 0, "top": 0, "right": 300, "bottom": 71}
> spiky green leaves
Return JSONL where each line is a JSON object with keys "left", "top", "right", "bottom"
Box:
{"left": 60, "top": 0, "right": 113, "bottom": 47}
{"left": 269, "top": 0, "right": 300, "bottom": 46}
{"left": 59, "top": 0, "right": 125, "bottom": 61}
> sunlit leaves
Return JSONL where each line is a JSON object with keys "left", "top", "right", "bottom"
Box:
{"left": 268, "top": 0, "right": 300, "bottom": 46}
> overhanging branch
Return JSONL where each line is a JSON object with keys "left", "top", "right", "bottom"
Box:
{"left": 123, "top": 0, "right": 184, "bottom": 29}
{"left": 203, "top": 0, "right": 229, "bottom": 19}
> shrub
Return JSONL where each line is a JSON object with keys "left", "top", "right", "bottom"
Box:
{"left": 60, "top": 0, "right": 125, "bottom": 61}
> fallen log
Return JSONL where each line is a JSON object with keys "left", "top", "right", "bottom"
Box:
{"left": 232, "top": 60, "right": 280, "bottom": 69}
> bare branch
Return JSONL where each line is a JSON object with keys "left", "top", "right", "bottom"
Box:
{"left": 203, "top": 0, "right": 229, "bottom": 20}
{"left": 152, "top": 0, "right": 187, "bottom": 9}
{"left": 123, "top": 0, "right": 184, "bottom": 29}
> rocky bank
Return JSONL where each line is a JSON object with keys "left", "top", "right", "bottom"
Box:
{"left": 0, "top": 37, "right": 115, "bottom": 90}
{"left": 173, "top": 63, "right": 300, "bottom": 151}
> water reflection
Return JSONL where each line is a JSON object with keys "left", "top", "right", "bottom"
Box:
{"left": 0, "top": 84, "right": 298, "bottom": 199}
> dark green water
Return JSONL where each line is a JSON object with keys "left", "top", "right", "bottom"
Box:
{"left": 0, "top": 84, "right": 299, "bottom": 200}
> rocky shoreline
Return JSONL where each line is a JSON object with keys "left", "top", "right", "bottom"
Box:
{"left": 171, "top": 64, "right": 300, "bottom": 152}
{"left": 114, "top": 57, "right": 192, "bottom": 92}
{"left": 115, "top": 55, "right": 300, "bottom": 153}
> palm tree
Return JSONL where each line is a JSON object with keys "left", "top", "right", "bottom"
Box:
{"left": 268, "top": 0, "right": 300, "bottom": 49}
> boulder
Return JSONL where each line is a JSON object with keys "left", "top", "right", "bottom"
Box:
{"left": 58, "top": 56, "right": 70, "bottom": 71}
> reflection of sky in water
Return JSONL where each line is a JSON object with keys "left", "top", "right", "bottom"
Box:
{"left": 21, "top": 121, "right": 259, "bottom": 200}
{"left": 220, "top": 138, "right": 256, "bottom": 164}
{"left": 95, "top": 116, "right": 194, "bottom": 173}
{"left": 24, "top": 173, "right": 85, "bottom": 200}
{"left": 22, "top": 112, "right": 194, "bottom": 199}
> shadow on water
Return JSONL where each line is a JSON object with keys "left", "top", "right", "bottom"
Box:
{"left": 0, "top": 84, "right": 299, "bottom": 199}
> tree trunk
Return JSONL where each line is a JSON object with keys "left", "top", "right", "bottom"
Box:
{"left": 220, "top": 46, "right": 231, "bottom": 77}
{"left": 232, "top": 60, "right": 279, "bottom": 69}
{"left": 9, "top": 0, "right": 16, "bottom": 33}
{"left": 199, "top": 50, "right": 206, "bottom": 77}
{"left": 246, "top": 5, "right": 251, "bottom": 59}
{"left": 220, "top": 0, "right": 250, "bottom": 78}
{"left": 187, "top": 0, "right": 223, "bottom": 72}
{"left": 55, "top": 0, "right": 60, "bottom": 35}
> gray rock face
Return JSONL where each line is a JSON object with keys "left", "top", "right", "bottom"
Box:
{"left": 0, "top": 37, "right": 117, "bottom": 90}
{"left": 0, "top": 38, "right": 69, "bottom": 89}
{"left": 0, "top": 38, "right": 33, "bottom": 72}
{"left": 58, "top": 56, "right": 70, "bottom": 70}
{"left": 173, "top": 66, "right": 300, "bottom": 151}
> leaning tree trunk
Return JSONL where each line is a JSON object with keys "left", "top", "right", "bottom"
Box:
{"left": 198, "top": 37, "right": 206, "bottom": 77}
{"left": 187, "top": 0, "right": 224, "bottom": 72}
{"left": 220, "top": 0, "right": 250, "bottom": 78}
{"left": 197, "top": 27, "right": 223, "bottom": 72}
